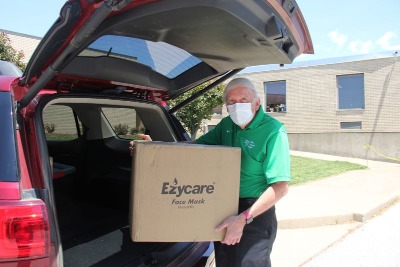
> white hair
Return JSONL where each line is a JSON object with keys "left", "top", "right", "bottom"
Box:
{"left": 223, "top": 77, "right": 259, "bottom": 103}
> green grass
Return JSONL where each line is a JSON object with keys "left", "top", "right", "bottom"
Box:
{"left": 290, "top": 155, "right": 367, "bottom": 185}
{"left": 45, "top": 133, "right": 77, "bottom": 141}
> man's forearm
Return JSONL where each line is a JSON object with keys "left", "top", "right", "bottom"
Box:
{"left": 246, "top": 181, "right": 289, "bottom": 219}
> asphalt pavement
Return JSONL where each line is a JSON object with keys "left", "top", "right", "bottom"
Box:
{"left": 271, "top": 150, "right": 400, "bottom": 267}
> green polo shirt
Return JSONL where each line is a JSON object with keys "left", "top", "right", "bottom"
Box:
{"left": 196, "top": 106, "right": 291, "bottom": 198}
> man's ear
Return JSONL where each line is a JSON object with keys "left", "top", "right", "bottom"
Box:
{"left": 254, "top": 98, "right": 261, "bottom": 110}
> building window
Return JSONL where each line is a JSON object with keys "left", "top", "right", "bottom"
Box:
{"left": 337, "top": 74, "right": 365, "bottom": 109}
{"left": 212, "top": 105, "right": 222, "bottom": 115}
{"left": 264, "top": 80, "right": 286, "bottom": 112}
{"left": 340, "top": 121, "right": 362, "bottom": 129}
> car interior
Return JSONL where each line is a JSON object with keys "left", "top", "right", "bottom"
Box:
{"left": 37, "top": 94, "right": 199, "bottom": 266}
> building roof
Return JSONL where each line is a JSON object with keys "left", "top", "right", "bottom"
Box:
{"left": 0, "top": 29, "right": 41, "bottom": 63}
{"left": 241, "top": 51, "right": 398, "bottom": 74}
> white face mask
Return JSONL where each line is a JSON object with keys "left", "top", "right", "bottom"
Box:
{"left": 227, "top": 102, "right": 254, "bottom": 126}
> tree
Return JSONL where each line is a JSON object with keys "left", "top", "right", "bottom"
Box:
{"left": 0, "top": 31, "right": 26, "bottom": 71}
{"left": 168, "top": 82, "right": 225, "bottom": 140}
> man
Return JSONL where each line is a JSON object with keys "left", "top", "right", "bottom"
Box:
{"left": 130, "top": 77, "right": 290, "bottom": 266}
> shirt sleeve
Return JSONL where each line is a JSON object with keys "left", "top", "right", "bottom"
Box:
{"left": 263, "top": 126, "right": 291, "bottom": 184}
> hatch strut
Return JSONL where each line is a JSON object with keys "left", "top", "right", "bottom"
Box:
{"left": 18, "top": 0, "right": 132, "bottom": 110}
{"left": 169, "top": 68, "right": 243, "bottom": 114}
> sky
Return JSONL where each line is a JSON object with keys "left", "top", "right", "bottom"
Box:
{"left": 1, "top": 0, "right": 399, "bottom": 63}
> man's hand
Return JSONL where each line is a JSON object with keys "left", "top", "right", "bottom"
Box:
{"left": 129, "top": 134, "right": 152, "bottom": 156}
{"left": 215, "top": 214, "right": 246, "bottom": 245}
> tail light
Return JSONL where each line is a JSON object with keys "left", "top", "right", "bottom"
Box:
{"left": 0, "top": 199, "right": 49, "bottom": 261}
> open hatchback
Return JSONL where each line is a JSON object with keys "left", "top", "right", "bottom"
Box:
{"left": 1, "top": 0, "right": 313, "bottom": 266}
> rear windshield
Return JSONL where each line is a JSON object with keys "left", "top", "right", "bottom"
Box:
{"left": 79, "top": 35, "right": 201, "bottom": 79}
{"left": 0, "top": 92, "right": 19, "bottom": 182}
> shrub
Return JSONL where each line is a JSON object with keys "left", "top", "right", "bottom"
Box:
{"left": 129, "top": 127, "right": 145, "bottom": 138}
{"left": 44, "top": 123, "right": 56, "bottom": 133}
{"left": 114, "top": 123, "right": 130, "bottom": 135}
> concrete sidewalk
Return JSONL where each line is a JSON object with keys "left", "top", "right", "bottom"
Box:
{"left": 272, "top": 151, "right": 400, "bottom": 266}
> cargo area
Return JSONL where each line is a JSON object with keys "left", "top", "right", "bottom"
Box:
{"left": 41, "top": 98, "right": 209, "bottom": 266}
{"left": 51, "top": 140, "right": 206, "bottom": 266}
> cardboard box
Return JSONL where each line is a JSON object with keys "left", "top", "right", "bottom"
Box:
{"left": 130, "top": 141, "right": 241, "bottom": 242}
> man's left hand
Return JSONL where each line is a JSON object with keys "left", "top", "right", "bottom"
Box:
{"left": 215, "top": 214, "right": 246, "bottom": 245}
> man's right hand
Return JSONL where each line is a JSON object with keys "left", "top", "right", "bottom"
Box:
{"left": 129, "top": 134, "right": 152, "bottom": 156}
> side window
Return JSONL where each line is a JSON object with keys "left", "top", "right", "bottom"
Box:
{"left": 0, "top": 92, "right": 18, "bottom": 182}
{"left": 337, "top": 74, "right": 365, "bottom": 109}
{"left": 43, "top": 105, "right": 81, "bottom": 141}
{"left": 264, "top": 80, "right": 286, "bottom": 112}
{"left": 101, "top": 107, "right": 145, "bottom": 139}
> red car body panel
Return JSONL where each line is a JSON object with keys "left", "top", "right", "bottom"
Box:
{"left": 0, "top": 183, "right": 20, "bottom": 200}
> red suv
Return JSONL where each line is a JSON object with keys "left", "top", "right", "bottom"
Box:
{"left": 0, "top": 0, "right": 313, "bottom": 266}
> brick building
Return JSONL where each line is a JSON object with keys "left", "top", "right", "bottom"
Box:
{"left": 227, "top": 53, "right": 400, "bottom": 162}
